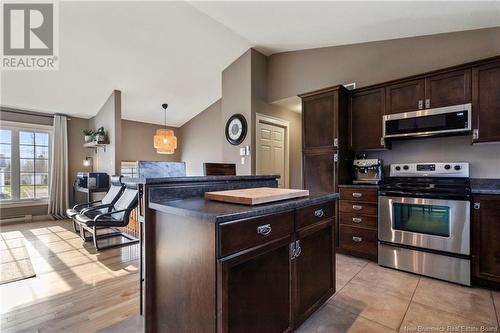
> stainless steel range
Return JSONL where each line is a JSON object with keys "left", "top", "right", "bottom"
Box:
{"left": 378, "top": 162, "right": 471, "bottom": 285}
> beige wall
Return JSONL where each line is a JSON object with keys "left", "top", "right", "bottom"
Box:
{"left": 121, "top": 119, "right": 181, "bottom": 163}
{"left": 89, "top": 90, "right": 122, "bottom": 175}
{"left": 179, "top": 100, "right": 222, "bottom": 176}
{"left": 221, "top": 50, "right": 253, "bottom": 175}
{"left": 268, "top": 27, "right": 500, "bottom": 102}
{"left": 251, "top": 49, "right": 303, "bottom": 188}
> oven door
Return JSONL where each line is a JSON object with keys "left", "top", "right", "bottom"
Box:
{"left": 379, "top": 196, "right": 470, "bottom": 255}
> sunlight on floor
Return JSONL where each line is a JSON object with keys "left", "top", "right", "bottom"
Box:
{"left": 0, "top": 220, "right": 140, "bottom": 332}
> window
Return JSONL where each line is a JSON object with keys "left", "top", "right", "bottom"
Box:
{"left": 0, "top": 124, "right": 51, "bottom": 202}
{"left": 0, "top": 129, "right": 12, "bottom": 200}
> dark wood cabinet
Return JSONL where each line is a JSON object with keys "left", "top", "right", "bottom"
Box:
{"left": 218, "top": 236, "right": 292, "bottom": 333}
{"left": 303, "top": 150, "right": 335, "bottom": 193}
{"left": 385, "top": 79, "right": 425, "bottom": 115}
{"left": 426, "top": 69, "right": 471, "bottom": 109}
{"left": 338, "top": 186, "right": 378, "bottom": 260}
{"left": 472, "top": 61, "right": 500, "bottom": 143}
{"left": 300, "top": 86, "right": 351, "bottom": 193}
{"left": 302, "top": 93, "right": 336, "bottom": 149}
{"left": 294, "top": 220, "right": 335, "bottom": 326}
{"left": 472, "top": 195, "right": 500, "bottom": 285}
{"left": 349, "top": 88, "right": 386, "bottom": 150}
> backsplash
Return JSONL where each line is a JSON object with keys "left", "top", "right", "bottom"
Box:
{"left": 364, "top": 135, "right": 500, "bottom": 179}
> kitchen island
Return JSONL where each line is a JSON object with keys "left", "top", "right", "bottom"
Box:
{"left": 129, "top": 175, "right": 338, "bottom": 333}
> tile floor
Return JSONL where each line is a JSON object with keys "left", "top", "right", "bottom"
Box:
{"left": 298, "top": 254, "right": 500, "bottom": 333}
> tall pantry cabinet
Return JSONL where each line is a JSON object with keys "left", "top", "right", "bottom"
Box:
{"left": 299, "top": 86, "right": 351, "bottom": 194}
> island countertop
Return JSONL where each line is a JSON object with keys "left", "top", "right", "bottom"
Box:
{"left": 149, "top": 192, "right": 338, "bottom": 224}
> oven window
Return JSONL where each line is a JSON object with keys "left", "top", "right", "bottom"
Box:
{"left": 392, "top": 203, "right": 450, "bottom": 237}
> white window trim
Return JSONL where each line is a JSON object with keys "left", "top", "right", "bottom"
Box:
{"left": 0, "top": 121, "right": 53, "bottom": 205}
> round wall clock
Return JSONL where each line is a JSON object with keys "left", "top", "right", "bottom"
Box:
{"left": 225, "top": 114, "right": 247, "bottom": 145}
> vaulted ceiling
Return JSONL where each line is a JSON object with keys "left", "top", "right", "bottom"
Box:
{"left": 2, "top": 1, "right": 499, "bottom": 126}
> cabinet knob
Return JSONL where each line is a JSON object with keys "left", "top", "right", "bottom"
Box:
{"left": 352, "top": 236, "right": 363, "bottom": 242}
{"left": 474, "top": 203, "right": 481, "bottom": 210}
{"left": 472, "top": 129, "right": 479, "bottom": 140}
{"left": 257, "top": 224, "right": 272, "bottom": 236}
{"left": 352, "top": 217, "right": 362, "bottom": 223}
{"left": 418, "top": 100, "right": 424, "bottom": 109}
{"left": 295, "top": 240, "right": 302, "bottom": 258}
{"left": 352, "top": 205, "right": 363, "bottom": 211}
{"left": 314, "top": 209, "right": 324, "bottom": 218}
{"left": 352, "top": 192, "right": 362, "bottom": 198}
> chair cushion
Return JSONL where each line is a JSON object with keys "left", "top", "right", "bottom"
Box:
{"left": 74, "top": 211, "right": 121, "bottom": 227}
{"left": 66, "top": 208, "right": 78, "bottom": 218}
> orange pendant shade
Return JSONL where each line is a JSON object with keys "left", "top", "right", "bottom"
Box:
{"left": 154, "top": 128, "right": 177, "bottom": 154}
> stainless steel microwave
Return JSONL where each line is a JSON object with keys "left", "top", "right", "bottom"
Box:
{"left": 383, "top": 103, "right": 471, "bottom": 140}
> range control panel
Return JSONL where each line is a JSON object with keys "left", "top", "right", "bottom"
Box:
{"left": 390, "top": 162, "right": 470, "bottom": 178}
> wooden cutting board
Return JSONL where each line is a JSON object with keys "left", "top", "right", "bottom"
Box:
{"left": 205, "top": 187, "right": 310, "bottom": 205}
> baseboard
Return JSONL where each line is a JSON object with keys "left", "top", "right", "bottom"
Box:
{"left": 0, "top": 214, "right": 53, "bottom": 226}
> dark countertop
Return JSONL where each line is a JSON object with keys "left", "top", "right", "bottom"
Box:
{"left": 122, "top": 175, "right": 279, "bottom": 185}
{"left": 471, "top": 178, "right": 500, "bottom": 195}
{"left": 338, "top": 183, "right": 380, "bottom": 189}
{"left": 149, "top": 192, "right": 339, "bottom": 223}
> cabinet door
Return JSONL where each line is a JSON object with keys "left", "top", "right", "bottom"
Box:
{"left": 218, "top": 237, "right": 292, "bottom": 333}
{"left": 303, "top": 150, "right": 336, "bottom": 193}
{"left": 472, "top": 62, "right": 500, "bottom": 143}
{"left": 472, "top": 195, "right": 500, "bottom": 284}
{"left": 302, "top": 93, "right": 336, "bottom": 149}
{"left": 426, "top": 69, "right": 471, "bottom": 109}
{"left": 386, "top": 79, "right": 425, "bottom": 115}
{"left": 294, "top": 220, "right": 334, "bottom": 326}
{"left": 349, "top": 88, "right": 386, "bottom": 150}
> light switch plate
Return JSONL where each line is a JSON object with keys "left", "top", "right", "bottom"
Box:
{"left": 240, "top": 147, "right": 246, "bottom": 156}
{"left": 245, "top": 145, "right": 250, "bottom": 156}
{"left": 241, "top": 157, "right": 245, "bottom": 164}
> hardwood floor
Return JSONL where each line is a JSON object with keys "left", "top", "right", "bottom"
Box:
{"left": 0, "top": 220, "right": 139, "bottom": 333}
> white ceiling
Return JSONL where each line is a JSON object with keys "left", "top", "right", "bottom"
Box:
{"left": 2, "top": 1, "right": 499, "bottom": 126}
{"left": 190, "top": 1, "right": 500, "bottom": 55}
{"left": 1, "top": 1, "right": 251, "bottom": 127}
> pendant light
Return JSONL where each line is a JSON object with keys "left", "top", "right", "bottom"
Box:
{"left": 154, "top": 103, "right": 177, "bottom": 154}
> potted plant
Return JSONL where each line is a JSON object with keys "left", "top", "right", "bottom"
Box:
{"left": 94, "top": 127, "right": 107, "bottom": 143}
{"left": 82, "top": 129, "right": 94, "bottom": 143}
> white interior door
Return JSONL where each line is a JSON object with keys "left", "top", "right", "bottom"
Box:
{"left": 257, "top": 121, "right": 286, "bottom": 188}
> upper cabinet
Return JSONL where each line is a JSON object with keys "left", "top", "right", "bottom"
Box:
{"left": 385, "top": 69, "right": 471, "bottom": 115}
{"left": 425, "top": 69, "right": 471, "bottom": 109}
{"left": 472, "top": 61, "right": 500, "bottom": 143}
{"left": 302, "top": 93, "right": 336, "bottom": 150}
{"left": 349, "top": 88, "right": 386, "bottom": 150}
{"left": 385, "top": 79, "right": 425, "bottom": 115}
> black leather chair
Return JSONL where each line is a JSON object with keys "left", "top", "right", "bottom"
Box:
{"left": 66, "top": 176, "right": 124, "bottom": 233}
{"left": 74, "top": 183, "right": 139, "bottom": 251}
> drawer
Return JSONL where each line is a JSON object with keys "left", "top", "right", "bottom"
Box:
{"left": 339, "top": 213, "right": 377, "bottom": 229}
{"left": 339, "top": 201, "right": 377, "bottom": 216}
{"left": 295, "top": 201, "right": 335, "bottom": 229}
{"left": 218, "top": 211, "right": 294, "bottom": 257}
{"left": 339, "top": 225, "right": 377, "bottom": 258}
{"left": 339, "top": 187, "right": 377, "bottom": 202}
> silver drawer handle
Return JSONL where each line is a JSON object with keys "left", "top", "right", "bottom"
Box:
{"left": 352, "top": 205, "right": 363, "bottom": 210}
{"left": 257, "top": 224, "right": 272, "bottom": 236}
{"left": 352, "top": 217, "right": 362, "bottom": 223}
{"left": 352, "top": 192, "right": 362, "bottom": 198}
{"left": 314, "top": 209, "right": 324, "bottom": 218}
{"left": 352, "top": 236, "right": 363, "bottom": 242}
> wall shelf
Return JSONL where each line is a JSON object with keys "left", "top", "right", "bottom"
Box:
{"left": 84, "top": 142, "right": 108, "bottom": 152}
